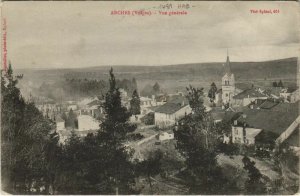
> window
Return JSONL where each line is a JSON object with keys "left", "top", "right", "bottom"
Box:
{"left": 234, "top": 129, "right": 238, "bottom": 135}
{"left": 226, "top": 93, "right": 228, "bottom": 97}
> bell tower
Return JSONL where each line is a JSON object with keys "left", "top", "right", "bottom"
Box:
{"left": 221, "top": 50, "right": 235, "bottom": 104}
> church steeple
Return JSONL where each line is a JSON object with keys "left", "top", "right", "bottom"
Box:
{"left": 221, "top": 49, "right": 235, "bottom": 105}
{"left": 225, "top": 49, "right": 231, "bottom": 75}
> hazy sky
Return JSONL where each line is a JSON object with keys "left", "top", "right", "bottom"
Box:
{"left": 3, "top": 1, "right": 300, "bottom": 69}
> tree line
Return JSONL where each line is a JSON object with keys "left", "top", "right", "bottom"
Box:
{"left": 38, "top": 77, "right": 138, "bottom": 101}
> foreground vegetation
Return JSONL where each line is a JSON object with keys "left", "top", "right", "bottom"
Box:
{"left": 1, "top": 64, "right": 298, "bottom": 194}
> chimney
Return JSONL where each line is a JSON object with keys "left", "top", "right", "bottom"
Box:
{"left": 234, "top": 120, "right": 237, "bottom": 126}
{"left": 182, "top": 100, "right": 185, "bottom": 106}
{"left": 242, "top": 114, "right": 247, "bottom": 119}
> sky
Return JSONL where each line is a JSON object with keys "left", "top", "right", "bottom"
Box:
{"left": 2, "top": 1, "right": 300, "bottom": 69}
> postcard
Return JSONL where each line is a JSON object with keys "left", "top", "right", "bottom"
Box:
{"left": 1, "top": 1, "right": 299, "bottom": 195}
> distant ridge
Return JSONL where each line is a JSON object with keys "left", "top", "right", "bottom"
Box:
{"left": 15, "top": 57, "right": 297, "bottom": 71}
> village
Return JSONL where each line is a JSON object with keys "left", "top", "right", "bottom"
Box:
{"left": 30, "top": 54, "right": 299, "bottom": 193}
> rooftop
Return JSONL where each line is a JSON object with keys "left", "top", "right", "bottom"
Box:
{"left": 233, "top": 88, "right": 267, "bottom": 99}
{"left": 154, "top": 96, "right": 188, "bottom": 114}
{"left": 55, "top": 115, "right": 65, "bottom": 123}
{"left": 236, "top": 102, "right": 299, "bottom": 136}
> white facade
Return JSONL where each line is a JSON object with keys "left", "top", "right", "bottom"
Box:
{"left": 56, "top": 121, "right": 65, "bottom": 131}
{"left": 232, "top": 126, "right": 262, "bottom": 145}
{"left": 77, "top": 115, "right": 99, "bottom": 131}
{"left": 159, "top": 132, "right": 174, "bottom": 141}
{"left": 140, "top": 97, "right": 154, "bottom": 108}
{"left": 222, "top": 73, "right": 235, "bottom": 104}
{"left": 155, "top": 105, "right": 192, "bottom": 128}
{"left": 290, "top": 89, "right": 299, "bottom": 103}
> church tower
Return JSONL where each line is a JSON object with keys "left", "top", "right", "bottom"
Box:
{"left": 221, "top": 51, "right": 235, "bottom": 104}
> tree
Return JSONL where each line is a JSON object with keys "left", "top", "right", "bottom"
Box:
{"left": 174, "top": 85, "right": 237, "bottom": 194}
{"left": 1, "top": 63, "right": 59, "bottom": 194}
{"left": 273, "top": 81, "right": 278, "bottom": 87}
{"left": 153, "top": 82, "right": 160, "bottom": 94}
{"left": 137, "top": 150, "right": 163, "bottom": 194}
{"left": 242, "top": 156, "right": 267, "bottom": 194}
{"left": 132, "top": 78, "right": 138, "bottom": 91}
{"left": 208, "top": 82, "right": 217, "bottom": 103}
{"left": 96, "top": 68, "right": 137, "bottom": 194}
{"left": 66, "top": 109, "right": 77, "bottom": 129}
{"left": 278, "top": 80, "right": 284, "bottom": 87}
{"left": 130, "top": 90, "right": 141, "bottom": 115}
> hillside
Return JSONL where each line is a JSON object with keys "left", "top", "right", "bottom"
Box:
{"left": 16, "top": 57, "right": 298, "bottom": 97}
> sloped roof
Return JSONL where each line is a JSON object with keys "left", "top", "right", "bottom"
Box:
{"left": 263, "top": 87, "right": 283, "bottom": 97}
{"left": 233, "top": 88, "right": 267, "bottom": 99}
{"left": 210, "top": 109, "right": 241, "bottom": 123}
{"left": 236, "top": 103, "right": 298, "bottom": 136}
{"left": 155, "top": 96, "right": 188, "bottom": 114}
{"left": 87, "top": 99, "right": 102, "bottom": 107}
{"left": 56, "top": 115, "right": 65, "bottom": 123}
{"left": 283, "top": 125, "right": 299, "bottom": 147}
{"left": 258, "top": 100, "right": 279, "bottom": 109}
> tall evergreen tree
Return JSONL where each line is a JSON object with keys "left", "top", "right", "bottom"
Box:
{"left": 66, "top": 109, "right": 77, "bottom": 129}
{"left": 278, "top": 80, "right": 284, "bottom": 87}
{"left": 273, "top": 81, "right": 278, "bottom": 87}
{"left": 130, "top": 90, "right": 141, "bottom": 115}
{"left": 174, "top": 85, "right": 237, "bottom": 194}
{"left": 96, "top": 68, "right": 137, "bottom": 194}
{"left": 132, "top": 77, "right": 138, "bottom": 91}
{"left": 153, "top": 82, "right": 160, "bottom": 94}
{"left": 208, "top": 82, "right": 217, "bottom": 103}
{"left": 1, "top": 64, "right": 59, "bottom": 194}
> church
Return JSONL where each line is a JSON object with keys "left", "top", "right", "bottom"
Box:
{"left": 216, "top": 52, "right": 270, "bottom": 108}
{"left": 221, "top": 53, "right": 235, "bottom": 104}
{"left": 215, "top": 52, "right": 242, "bottom": 107}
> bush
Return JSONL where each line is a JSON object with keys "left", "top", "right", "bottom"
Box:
{"left": 127, "top": 133, "right": 144, "bottom": 141}
{"left": 217, "top": 141, "right": 240, "bottom": 156}
{"left": 140, "top": 112, "right": 154, "bottom": 125}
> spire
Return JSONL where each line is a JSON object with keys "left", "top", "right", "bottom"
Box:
{"left": 225, "top": 49, "right": 231, "bottom": 75}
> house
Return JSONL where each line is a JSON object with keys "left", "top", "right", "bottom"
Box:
{"left": 232, "top": 88, "right": 268, "bottom": 106}
{"left": 55, "top": 116, "right": 65, "bottom": 131}
{"left": 232, "top": 124, "right": 262, "bottom": 145}
{"left": 290, "top": 89, "right": 299, "bottom": 103}
{"left": 159, "top": 132, "right": 174, "bottom": 141}
{"left": 77, "top": 115, "right": 100, "bottom": 132}
{"left": 279, "top": 87, "right": 297, "bottom": 102}
{"left": 221, "top": 53, "right": 235, "bottom": 104}
{"left": 154, "top": 96, "right": 192, "bottom": 128}
{"left": 262, "top": 86, "right": 297, "bottom": 102}
{"left": 231, "top": 102, "right": 299, "bottom": 148}
{"left": 210, "top": 107, "right": 241, "bottom": 124}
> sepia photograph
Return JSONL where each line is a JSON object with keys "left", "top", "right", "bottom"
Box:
{"left": 1, "top": 1, "right": 299, "bottom": 195}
